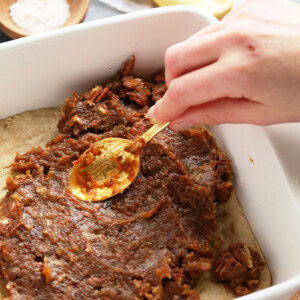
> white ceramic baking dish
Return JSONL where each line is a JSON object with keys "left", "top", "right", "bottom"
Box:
{"left": 0, "top": 6, "right": 299, "bottom": 300}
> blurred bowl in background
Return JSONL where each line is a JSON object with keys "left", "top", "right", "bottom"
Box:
{"left": 0, "top": 0, "right": 90, "bottom": 39}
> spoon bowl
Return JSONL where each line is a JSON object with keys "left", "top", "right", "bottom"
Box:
{"left": 69, "top": 137, "right": 141, "bottom": 202}
{"left": 69, "top": 122, "right": 169, "bottom": 202}
{"left": 0, "top": 0, "right": 90, "bottom": 39}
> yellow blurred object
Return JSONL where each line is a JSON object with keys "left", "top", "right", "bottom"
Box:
{"left": 152, "top": 0, "right": 234, "bottom": 20}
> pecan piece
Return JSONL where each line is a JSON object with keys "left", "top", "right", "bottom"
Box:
{"left": 213, "top": 243, "right": 265, "bottom": 296}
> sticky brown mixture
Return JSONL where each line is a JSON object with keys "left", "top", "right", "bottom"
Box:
{"left": 0, "top": 57, "right": 264, "bottom": 299}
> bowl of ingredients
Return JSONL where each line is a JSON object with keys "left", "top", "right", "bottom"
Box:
{"left": 0, "top": 0, "right": 90, "bottom": 39}
{"left": 0, "top": 6, "right": 299, "bottom": 300}
{"left": 153, "top": 0, "right": 234, "bottom": 20}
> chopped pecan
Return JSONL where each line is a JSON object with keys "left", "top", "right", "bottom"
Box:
{"left": 154, "top": 72, "right": 165, "bottom": 83}
{"left": 127, "top": 91, "right": 148, "bottom": 106}
{"left": 213, "top": 243, "right": 265, "bottom": 296}
{"left": 95, "top": 87, "right": 109, "bottom": 103}
{"left": 121, "top": 55, "right": 135, "bottom": 77}
{"left": 42, "top": 257, "right": 52, "bottom": 284}
{"left": 122, "top": 76, "right": 151, "bottom": 106}
{"left": 89, "top": 86, "right": 103, "bottom": 102}
{"left": 152, "top": 83, "right": 167, "bottom": 103}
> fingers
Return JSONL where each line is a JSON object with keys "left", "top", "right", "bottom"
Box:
{"left": 168, "top": 98, "right": 267, "bottom": 130}
{"left": 165, "top": 32, "right": 224, "bottom": 85}
{"left": 148, "top": 61, "right": 244, "bottom": 124}
{"left": 168, "top": 96, "right": 300, "bottom": 130}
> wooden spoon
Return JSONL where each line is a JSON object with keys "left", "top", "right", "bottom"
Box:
{"left": 0, "top": 0, "right": 90, "bottom": 39}
{"left": 68, "top": 122, "right": 169, "bottom": 202}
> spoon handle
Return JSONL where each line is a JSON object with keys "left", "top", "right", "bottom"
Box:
{"left": 141, "top": 122, "right": 169, "bottom": 143}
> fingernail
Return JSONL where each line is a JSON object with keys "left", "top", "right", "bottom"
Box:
{"left": 172, "top": 122, "right": 193, "bottom": 131}
{"left": 147, "top": 106, "right": 158, "bottom": 124}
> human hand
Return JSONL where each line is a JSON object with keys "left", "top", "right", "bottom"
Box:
{"left": 147, "top": 0, "right": 300, "bottom": 130}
